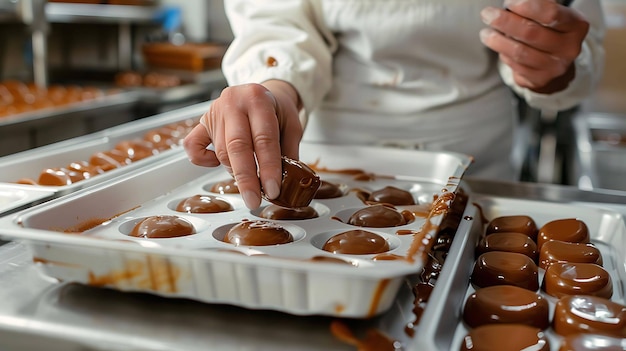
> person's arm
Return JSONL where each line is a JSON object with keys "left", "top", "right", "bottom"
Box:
{"left": 480, "top": 0, "right": 605, "bottom": 113}
{"left": 183, "top": 1, "right": 335, "bottom": 210}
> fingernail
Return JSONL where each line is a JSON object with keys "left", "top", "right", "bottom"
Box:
{"left": 242, "top": 190, "right": 261, "bottom": 209}
{"left": 479, "top": 28, "right": 492, "bottom": 44}
{"left": 480, "top": 7, "right": 500, "bottom": 25}
{"left": 504, "top": 0, "right": 525, "bottom": 8}
{"left": 263, "top": 179, "right": 281, "bottom": 200}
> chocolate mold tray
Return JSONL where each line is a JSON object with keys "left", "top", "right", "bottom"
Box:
{"left": 411, "top": 194, "right": 626, "bottom": 351}
{"left": 0, "top": 143, "right": 472, "bottom": 318}
{"left": 0, "top": 183, "right": 55, "bottom": 217}
{"left": 0, "top": 100, "right": 212, "bottom": 197}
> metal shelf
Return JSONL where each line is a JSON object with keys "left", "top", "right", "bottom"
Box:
{"left": 45, "top": 2, "right": 163, "bottom": 24}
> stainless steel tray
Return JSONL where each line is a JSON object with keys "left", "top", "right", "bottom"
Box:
{"left": 0, "top": 179, "right": 625, "bottom": 350}
{"left": 572, "top": 112, "right": 626, "bottom": 192}
{"left": 0, "top": 143, "right": 472, "bottom": 318}
{"left": 0, "top": 100, "right": 212, "bottom": 198}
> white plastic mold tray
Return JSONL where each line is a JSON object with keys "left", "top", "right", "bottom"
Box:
{"left": 0, "top": 143, "right": 472, "bottom": 318}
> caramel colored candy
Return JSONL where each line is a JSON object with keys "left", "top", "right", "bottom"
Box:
{"left": 367, "top": 186, "right": 415, "bottom": 206}
{"left": 323, "top": 230, "right": 390, "bottom": 255}
{"left": 485, "top": 215, "right": 538, "bottom": 241}
{"left": 537, "top": 218, "right": 590, "bottom": 249}
{"left": 539, "top": 240, "right": 603, "bottom": 269}
{"left": 176, "top": 195, "right": 233, "bottom": 214}
{"left": 542, "top": 262, "right": 612, "bottom": 299}
{"left": 476, "top": 232, "right": 538, "bottom": 261}
{"left": 558, "top": 334, "right": 626, "bottom": 351}
{"left": 471, "top": 251, "right": 539, "bottom": 291}
{"left": 130, "top": 215, "right": 195, "bottom": 239}
{"left": 264, "top": 157, "right": 321, "bottom": 209}
{"left": 553, "top": 295, "right": 626, "bottom": 337}
{"left": 460, "top": 324, "right": 550, "bottom": 351}
{"left": 463, "top": 285, "right": 550, "bottom": 329}
{"left": 259, "top": 204, "right": 318, "bottom": 220}
{"left": 224, "top": 220, "right": 293, "bottom": 246}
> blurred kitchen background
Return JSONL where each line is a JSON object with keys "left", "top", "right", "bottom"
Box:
{"left": 0, "top": 0, "right": 625, "bottom": 190}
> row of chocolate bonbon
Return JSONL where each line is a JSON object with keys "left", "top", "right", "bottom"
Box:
{"left": 0, "top": 80, "right": 114, "bottom": 118}
{"left": 15, "top": 118, "right": 197, "bottom": 186}
{"left": 460, "top": 213, "right": 625, "bottom": 351}
{"left": 114, "top": 71, "right": 182, "bottom": 89}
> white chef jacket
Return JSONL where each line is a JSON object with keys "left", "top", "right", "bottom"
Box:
{"left": 221, "top": 0, "right": 605, "bottom": 179}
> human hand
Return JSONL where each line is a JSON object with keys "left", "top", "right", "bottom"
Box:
{"left": 479, "top": 0, "right": 590, "bottom": 94}
{"left": 183, "top": 80, "right": 303, "bottom": 209}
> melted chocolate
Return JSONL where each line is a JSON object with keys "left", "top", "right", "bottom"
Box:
{"left": 367, "top": 186, "right": 415, "bottom": 206}
{"left": 130, "top": 215, "right": 195, "bottom": 238}
{"left": 553, "top": 295, "right": 626, "bottom": 337}
{"left": 314, "top": 180, "right": 344, "bottom": 199}
{"left": 259, "top": 204, "right": 318, "bottom": 220}
{"left": 264, "top": 156, "right": 321, "bottom": 209}
{"left": 348, "top": 204, "right": 413, "bottom": 228}
{"left": 223, "top": 220, "right": 293, "bottom": 246}
{"left": 471, "top": 251, "right": 539, "bottom": 291}
{"left": 541, "top": 262, "right": 613, "bottom": 299}
{"left": 322, "top": 230, "right": 390, "bottom": 255}
{"left": 537, "top": 218, "right": 590, "bottom": 249}
{"left": 486, "top": 215, "right": 538, "bottom": 241}
{"left": 476, "top": 232, "right": 538, "bottom": 262}
{"left": 539, "top": 240, "right": 603, "bottom": 269}
{"left": 463, "top": 285, "right": 550, "bottom": 329}
{"left": 460, "top": 324, "right": 550, "bottom": 351}
{"left": 175, "top": 195, "right": 233, "bottom": 214}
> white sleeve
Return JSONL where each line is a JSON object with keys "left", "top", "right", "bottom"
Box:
{"left": 498, "top": 0, "right": 606, "bottom": 113}
{"left": 221, "top": 0, "right": 336, "bottom": 114}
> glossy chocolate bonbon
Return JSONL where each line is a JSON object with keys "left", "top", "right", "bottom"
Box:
{"left": 223, "top": 219, "right": 293, "bottom": 246}
{"left": 553, "top": 295, "right": 626, "bottom": 337}
{"left": 130, "top": 215, "right": 195, "bottom": 238}
{"left": 463, "top": 285, "right": 550, "bottom": 329}
{"left": 322, "top": 230, "right": 390, "bottom": 255}
{"left": 542, "top": 262, "right": 613, "bottom": 299}
{"left": 459, "top": 324, "right": 550, "bottom": 351}
{"left": 471, "top": 251, "right": 539, "bottom": 291}
{"left": 264, "top": 156, "right": 321, "bottom": 209}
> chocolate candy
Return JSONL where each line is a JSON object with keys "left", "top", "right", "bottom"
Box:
{"left": 322, "top": 230, "right": 390, "bottom": 255}
{"left": 542, "top": 262, "right": 613, "bottom": 299}
{"left": 463, "top": 285, "right": 550, "bottom": 329}
{"left": 558, "top": 333, "right": 626, "bottom": 351}
{"left": 348, "top": 204, "right": 413, "bottom": 228}
{"left": 553, "top": 295, "right": 626, "bottom": 337}
{"left": 537, "top": 218, "right": 590, "bottom": 249}
{"left": 460, "top": 324, "right": 550, "bottom": 351}
{"left": 367, "top": 186, "right": 415, "bottom": 206}
{"left": 223, "top": 220, "right": 293, "bottom": 246}
{"left": 314, "top": 180, "right": 344, "bottom": 199}
{"left": 130, "top": 215, "right": 195, "bottom": 238}
{"left": 475, "top": 232, "right": 538, "bottom": 262}
{"left": 210, "top": 178, "right": 239, "bottom": 194}
{"left": 471, "top": 251, "right": 539, "bottom": 291}
{"left": 175, "top": 195, "right": 233, "bottom": 214}
{"left": 259, "top": 204, "right": 319, "bottom": 220}
{"left": 539, "top": 240, "right": 602, "bottom": 269}
{"left": 264, "top": 156, "right": 321, "bottom": 209}
{"left": 485, "top": 215, "right": 538, "bottom": 241}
